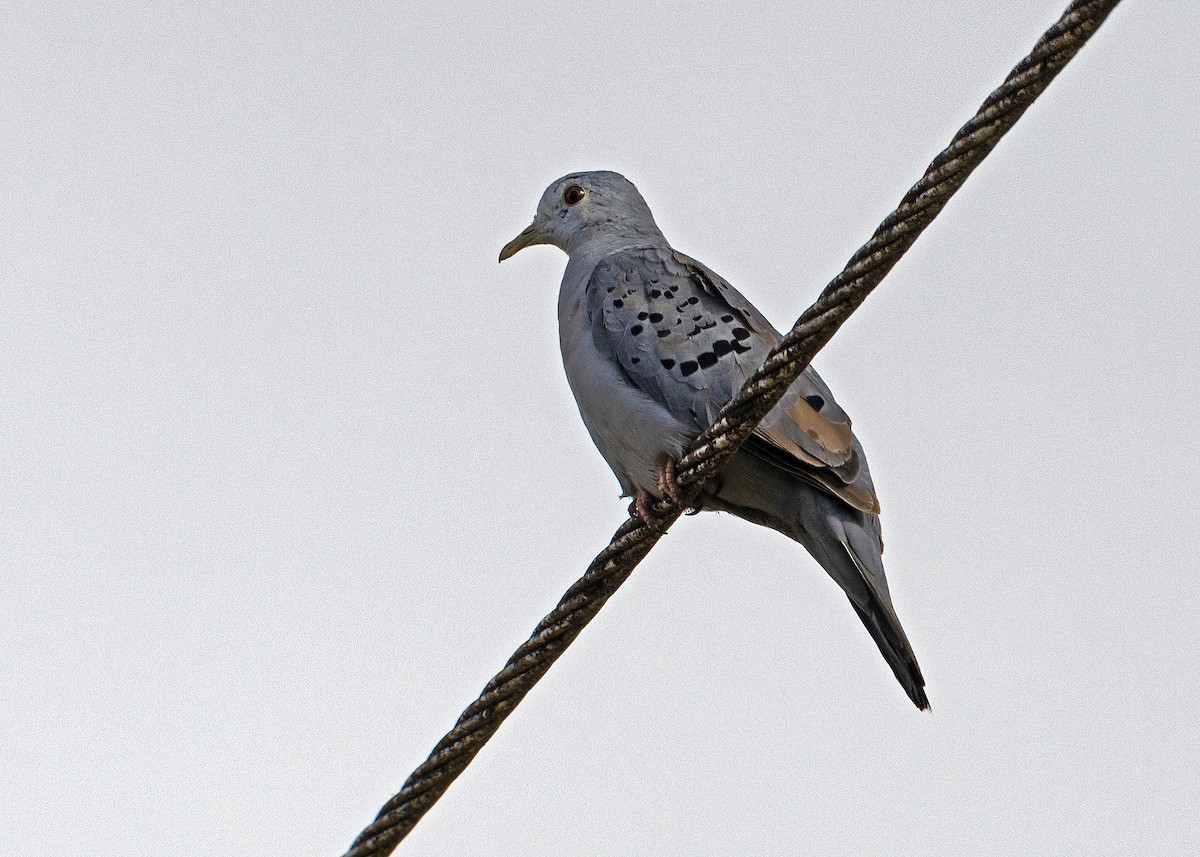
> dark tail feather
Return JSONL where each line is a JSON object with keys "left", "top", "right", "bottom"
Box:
{"left": 705, "top": 457, "right": 928, "bottom": 709}
{"left": 850, "top": 597, "right": 929, "bottom": 710}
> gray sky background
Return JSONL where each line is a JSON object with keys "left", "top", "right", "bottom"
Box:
{"left": 3, "top": 2, "right": 1198, "bottom": 855}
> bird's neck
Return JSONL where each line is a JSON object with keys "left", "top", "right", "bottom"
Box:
{"left": 565, "top": 229, "right": 669, "bottom": 264}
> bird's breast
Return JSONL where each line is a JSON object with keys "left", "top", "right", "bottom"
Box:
{"left": 557, "top": 273, "right": 693, "bottom": 497}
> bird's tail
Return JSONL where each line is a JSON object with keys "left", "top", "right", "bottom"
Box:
{"left": 845, "top": 577, "right": 929, "bottom": 711}
{"left": 791, "top": 492, "right": 929, "bottom": 710}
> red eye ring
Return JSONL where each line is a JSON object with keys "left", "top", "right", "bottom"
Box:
{"left": 563, "top": 185, "right": 586, "bottom": 206}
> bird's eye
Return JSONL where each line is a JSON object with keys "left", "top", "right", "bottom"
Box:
{"left": 563, "top": 185, "right": 586, "bottom": 206}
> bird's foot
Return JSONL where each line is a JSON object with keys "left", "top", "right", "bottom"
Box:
{"left": 657, "top": 457, "right": 684, "bottom": 505}
{"left": 629, "top": 458, "right": 707, "bottom": 525}
{"left": 630, "top": 489, "right": 662, "bottom": 527}
{"left": 658, "top": 457, "right": 705, "bottom": 515}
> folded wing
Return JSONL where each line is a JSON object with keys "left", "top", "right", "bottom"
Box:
{"left": 585, "top": 246, "right": 880, "bottom": 514}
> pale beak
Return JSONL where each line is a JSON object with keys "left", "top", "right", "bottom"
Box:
{"left": 498, "top": 222, "right": 542, "bottom": 262}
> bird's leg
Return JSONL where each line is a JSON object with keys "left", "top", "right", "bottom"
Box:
{"left": 630, "top": 457, "right": 711, "bottom": 525}
{"left": 656, "top": 456, "right": 684, "bottom": 506}
{"left": 660, "top": 457, "right": 707, "bottom": 516}
{"left": 628, "top": 459, "right": 681, "bottom": 526}
{"left": 630, "top": 489, "right": 660, "bottom": 526}
{"left": 662, "top": 453, "right": 715, "bottom": 513}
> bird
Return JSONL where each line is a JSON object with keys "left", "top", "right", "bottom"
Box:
{"left": 500, "top": 170, "right": 928, "bottom": 710}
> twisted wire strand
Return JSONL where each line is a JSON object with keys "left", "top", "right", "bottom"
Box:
{"left": 344, "top": 2, "right": 1119, "bottom": 853}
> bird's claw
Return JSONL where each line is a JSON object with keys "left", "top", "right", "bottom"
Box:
{"left": 628, "top": 458, "right": 705, "bottom": 526}
{"left": 657, "top": 457, "right": 684, "bottom": 505}
{"left": 661, "top": 456, "right": 707, "bottom": 515}
{"left": 630, "top": 489, "right": 660, "bottom": 527}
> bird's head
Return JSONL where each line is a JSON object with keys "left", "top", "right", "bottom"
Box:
{"left": 499, "top": 170, "right": 665, "bottom": 262}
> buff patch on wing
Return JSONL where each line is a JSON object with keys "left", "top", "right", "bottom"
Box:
{"left": 782, "top": 397, "right": 853, "bottom": 459}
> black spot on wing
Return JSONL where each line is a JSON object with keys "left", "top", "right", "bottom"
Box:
{"left": 588, "top": 247, "right": 775, "bottom": 435}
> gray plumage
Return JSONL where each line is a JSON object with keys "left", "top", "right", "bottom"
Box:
{"left": 501, "top": 170, "right": 927, "bottom": 710}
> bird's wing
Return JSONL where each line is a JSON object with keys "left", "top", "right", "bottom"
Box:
{"left": 585, "top": 246, "right": 879, "bottom": 514}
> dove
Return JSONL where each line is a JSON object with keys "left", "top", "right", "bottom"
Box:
{"left": 500, "top": 170, "right": 928, "bottom": 710}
